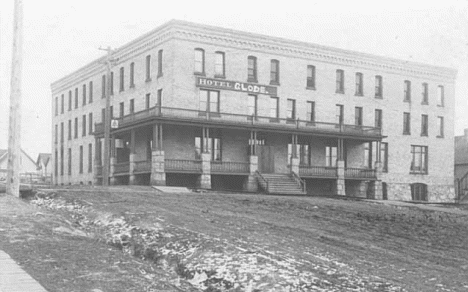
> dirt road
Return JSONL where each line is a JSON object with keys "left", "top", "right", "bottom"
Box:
{"left": 2, "top": 187, "right": 468, "bottom": 291}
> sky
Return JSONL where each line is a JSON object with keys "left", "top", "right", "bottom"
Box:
{"left": 0, "top": 0, "right": 467, "bottom": 158}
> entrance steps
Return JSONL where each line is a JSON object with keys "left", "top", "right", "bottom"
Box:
{"left": 256, "top": 173, "right": 306, "bottom": 195}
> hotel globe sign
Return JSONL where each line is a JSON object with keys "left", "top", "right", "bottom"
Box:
{"left": 196, "top": 77, "right": 277, "bottom": 96}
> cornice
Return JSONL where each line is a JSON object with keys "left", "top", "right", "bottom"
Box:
{"left": 51, "top": 19, "right": 457, "bottom": 94}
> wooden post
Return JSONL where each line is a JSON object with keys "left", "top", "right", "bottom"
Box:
{"left": 7, "top": 0, "right": 24, "bottom": 197}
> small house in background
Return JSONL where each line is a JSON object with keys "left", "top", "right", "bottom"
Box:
{"left": 0, "top": 148, "right": 38, "bottom": 181}
{"left": 36, "top": 153, "right": 52, "bottom": 177}
{"left": 455, "top": 129, "right": 468, "bottom": 200}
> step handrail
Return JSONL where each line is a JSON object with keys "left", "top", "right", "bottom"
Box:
{"left": 255, "top": 170, "right": 269, "bottom": 192}
{"left": 291, "top": 171, "right": 306, "bottom": 193}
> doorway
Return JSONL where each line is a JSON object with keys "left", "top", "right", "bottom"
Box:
{"left": 258, "top": 145, "right": 274, "bottom": 173}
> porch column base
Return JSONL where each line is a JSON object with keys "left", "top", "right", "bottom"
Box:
{"left": 336, "top": 160, "right": 346, "bottom": 196}
{"left": 290, "top": 157, "right": 299, "bottom": 174}
{"left": 198, "top": 153, "right": 211, "bottom": 189}
{"left": 129, "top": 153, "right": 136, "bottom": 185}
{"left": 249, "top": 155, "right": 258, "bottom": 174}
{"left": 110, "top": 157, "right": 117, "bottom": 185}
{"left": 244, "top": 175, "right": 258, "bottom": 192}
{"left": 371, "top": 180, "right": 383, "bottom": 200}
{"left": 150, "top": 150, "right": 166, "bottom": 186}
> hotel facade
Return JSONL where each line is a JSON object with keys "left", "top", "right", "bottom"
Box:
{"left": 51, "top": 20, "right": 457, "bottom": 201}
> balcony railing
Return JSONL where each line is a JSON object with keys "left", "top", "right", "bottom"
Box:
{"left": 344, "top": 167, "right": 376, "bottom": 179}
{"left": 299, "top": 165, "right": 337, "bottom": 178}
{"left": 114, "top": 162, "right": 130, "bottom": 174}
{"left": 211, "top": 161, "right": 250, "bottom": 174}
{"left": 134, "top": 160, "right": 151, "bottom": 173}
{"left": 94, "top": 106, "right": 382, "bottom": 138}
{"left": 165, "top": 159, "right": 202, "bottom": 173}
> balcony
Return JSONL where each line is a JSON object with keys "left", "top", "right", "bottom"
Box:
{"left": 165, "top": 159, "right": 202, "bottom": 173}
{"left": 299, "top": 165, "right": 337, "bottom": 178}
{"left": 344, "top": 167, "right": 377, "bottom": 180}
{"left": 94, "top": 106, "right": 382, "bottom": 139}
{"left": 211, "top": 161, "right": 250, "bottom": 174}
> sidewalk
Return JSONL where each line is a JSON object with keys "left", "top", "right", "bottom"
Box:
{"left": 0, "top": 250, "right": 47, "bottom": 292}
{"left": 366, "top": 199, "right": 468, "bottom": 216}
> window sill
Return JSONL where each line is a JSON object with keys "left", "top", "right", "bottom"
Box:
{"left": 214, "top": 74, "right": 226, "bottom": 79}
{"left": 420, "top": 133, "right": 428, "bottom": 137}
{"left": 129, "top": 84, "right": 135, "bottom": 89}
{"left": 247, "top": 78, "right": 258, "bottom": 83}
{"left": 375, "top": 95, "right": 383, "bottom": 99}
{"left": 194, "top": 72, "right": 206, "bottom": 77}
{"left": 355, "top": 93, "right": 364, "bottom": 97}
{"left": 437, "top": 104, "right": 445, "bottom": 107}
{"left": 437, "top": 135, "right": 445, "bottom": 139}
{"left": 269, "top": 81, "right": 280, "bottom": 86}
{"left": 306, "top": 86, "right": 316, "bottom": 90}
{"left": 403, "top": 132, "right": 411, "bottom": 135}
{"left": 335, "top": 90, "right": 345, "bottom": 94}
{"left": 157, "top": 73, "right": 163, "bottom": 79}
{"left": 421, "top": 102, "right": 429, "bottom": 105}
{"left": 145, "top": 78, "right": 152, "bottom": 83}
{"left": 403, "top": 99, "right": 411, "bottom": 103}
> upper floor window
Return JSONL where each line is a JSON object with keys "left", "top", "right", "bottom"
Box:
{"left": 247, "top": 56, "right": 257, "bottom": 82}
{"left": 55, "top": 96, "right": 58, "bottom": 116}
{"left": 145, "top": 93, "right": 151, "bottom": 110}
{"left": 421, "top": 114, "right": 428, "bottom": 136}
{"left": 157, "top": 89, "right": 163, "bottom": 106}
{"left": 270, "top": 59, "right": 280, "bottom": 85}
{"left": 101, "top": 75, "right": 106, "bottom": 98}
{"left": 422, "top": 83, "right": 428, "bottom": 104}
{"left": 199, "top": 90, "right": 219, "bottom": 113}
{"left": 110, "top": 72, "right": 114, "bottom": 95}
{"left": 248, "top": 94, "right": 257, "bottom": 117}
{"left": 89, "top": 81, "right": 93, "bottom": 103}
{"left": 336, "top": 69, "right": 344, "bottom": 93}
{"left": 82, "top": 84, "right": 87, "bottom": 106}
{"left": 355, "top": 72, "right": 363, "bottom": 96}
{"left": 307, "top": 101, "right": 315, "bottom": 122}
{"left": 215, "top": 51, "right": 225, "bottom": 77}
{"left": 286, "top": 99, "right": 296, "bottom": 120}
{"left": 306, "top": 65, "right": 316, "bottom": 89}
{"left": 130, "top": 99, "right": 135, "bottom": 114}
{"left": 375, "top": 109, "right": 382, "bottom": 128}
{"left": 437, "top": 85, "right": 444, "bottom": 106}
{"left": 88, "top": 113, "right": 93, "bottom": 134}
{"left": 404, "top": 80, "right": 411, "bottom": 102}
{"left": 194, "top": 48, "right": 205, "bottom": 74}
{"left": 270, "top": 97, "right": 279, "bottom": 119}
{"left": 336, "top": 104, "right": 344, "bottom": 124}
{"left": 119, "top": 67, "right": 125, "bottom": 92}
{"left": 75, "top": 88, "right": 79, "bottom": 108}
{"left": 157, "top": 49, "right": 163, "bottom": 77}
{"left": 437, "top": 116, "right": 444, "bottom": 137}
{"left": 355, "top": 107, "right": 363, "bottom": 126}
{"left": 129, "top": 62, "right": 135, "bottom": 88}
{"left": 68, "top": 90, "right": 72, "bottom": 111}
{"left": 410, "top": 145, "right": 428, "bottom": 174}
{"left": 145, "top": 55, "right": 151, "bottom": 81}
{"left": 61, "top": 94, "right": 64, "bottom": 114}
{"left": 403, "top": 112, "right": 411, "bottom": 135}
{"left": 375, "top": 75, "right": 383, "bottom": 98}
{"left": 82, "top": 114, "right": 86, "bottom": 137}
{"left": 119, "top": 102, "right": 124, "bottom": 118}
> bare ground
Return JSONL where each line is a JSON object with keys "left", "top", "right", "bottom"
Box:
{"left": 1, "top": 186, "right": 468, "bottom": 291}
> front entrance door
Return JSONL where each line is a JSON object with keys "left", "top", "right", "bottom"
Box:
{"left": 258, "top": 145, "right": 274, "bottom": 173}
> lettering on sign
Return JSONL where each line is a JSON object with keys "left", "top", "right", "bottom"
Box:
{"left": 196, "top": 77, "right": 277, "bottom": 96}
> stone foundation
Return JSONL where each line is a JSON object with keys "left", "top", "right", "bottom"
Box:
{"left": 150, "top": 150, "right": 166, "bottom": 186}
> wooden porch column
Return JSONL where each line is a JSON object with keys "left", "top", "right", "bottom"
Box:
{"left": 290, "top": 134, "right": 299, "bottom": 174}
{"left": 129, "top": 129, "right": 136, "bottom": 185}
{"left": 109, "top": 135, "right": 117, "bottom": 185}
{"left": 93, "top": 137, "right": 100, "bottom": 185}
{"left": 151, "top": 123, "right": 165, "bottom": 185}
{"left": 198, "top": 126, "right": 211, "bottom": 189}
{"left": 336, "top": 138, "right": 346, "bottom": 196}
{"left": 373, "top": 140, "right": 383, "bottom": 200}
{"left": 245, "top": 130, "right": 259, "bottom": 192}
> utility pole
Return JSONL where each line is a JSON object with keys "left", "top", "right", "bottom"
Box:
{"left": 99, "top": 46, "right": 116, "bottom": 186}
{"left": 7, "top": 0, "right": 23, "bottom": 197}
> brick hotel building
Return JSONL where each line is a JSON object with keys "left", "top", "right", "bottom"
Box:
{"left": 51, "top": 20, "right": 457, "bottom": 201}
